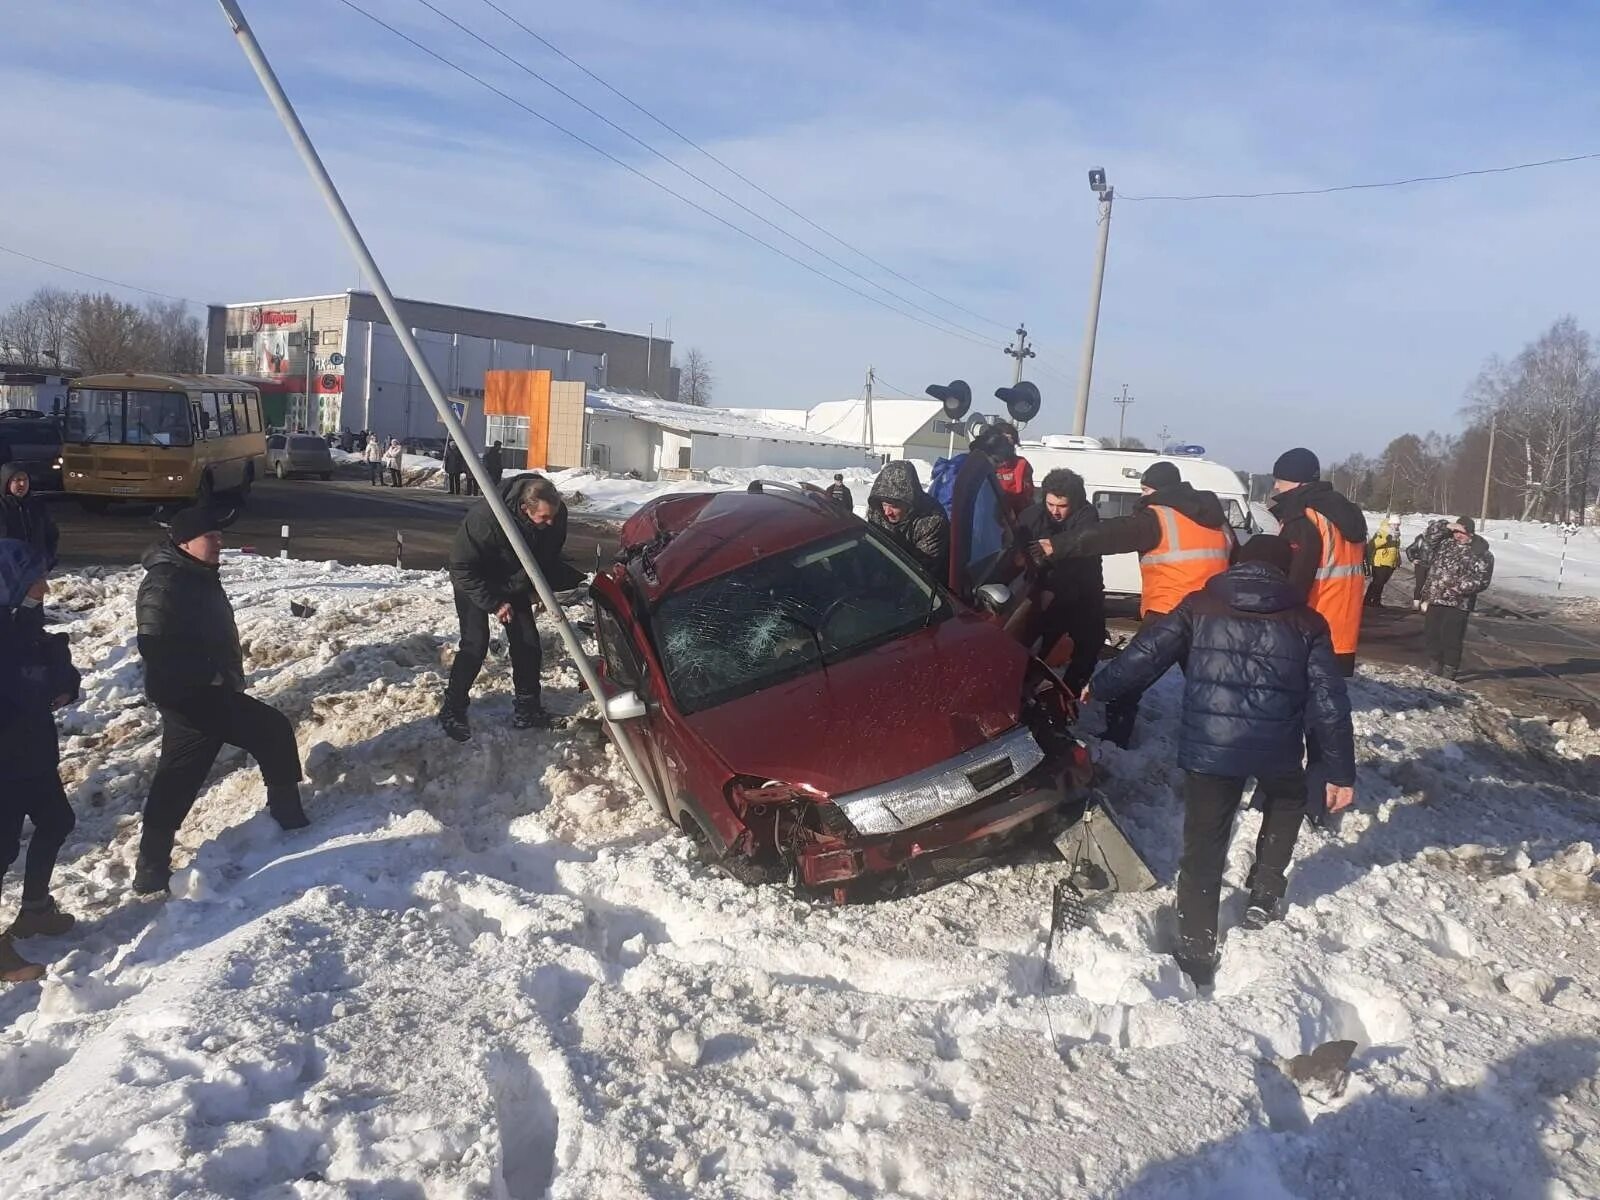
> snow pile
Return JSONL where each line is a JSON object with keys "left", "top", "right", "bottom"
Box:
{"left": 2, "top": 557, "right": 1598, "bottom": 1198}
{"left": 540, "top": 463, "right": 921, "bottom": 520}
{"left": 1371, "top": 510, "right": 1600, "bottom": 604}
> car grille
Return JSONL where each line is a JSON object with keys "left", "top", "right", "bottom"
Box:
{"left": 831, "top": 725, "right": 1047, "bottom": 836}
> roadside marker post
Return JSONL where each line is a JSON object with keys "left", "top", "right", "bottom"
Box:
{"left": 280, "top": 524, "right": 290, "bottom": 560}
{"left": 395, "top": 530, "right": 404, "bottom": 571}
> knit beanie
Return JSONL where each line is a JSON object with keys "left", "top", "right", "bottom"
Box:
{"left": 1140, "top": 461, "right": 1182, "bottom": 490}
{"left": 169, "top": 507, "right": 221, "bottom": 546}
{"left": 1235, "top": 533, "right": 1293, "bottom": 574}
{"left": 1272, "top": 447, "right": 1320, "bottom": 484}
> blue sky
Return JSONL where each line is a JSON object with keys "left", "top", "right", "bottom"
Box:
{"left": 3, "top": 0, "right": 1598, "bottom": 469}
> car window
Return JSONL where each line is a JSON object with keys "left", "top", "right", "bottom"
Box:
{"left": 289, "top": 435, "right": 325, "bottom": 451}
{"left": 267, "top": 435, "right": 286, "bottom": 449}
{"left": 0, "top": 422, "right": 60, "bottom": 447}
{"left": 653, "top": 531, "right": 945, "bottom": 714}
{"left": 594, "top": 602, "right": 642, "bottom": 690}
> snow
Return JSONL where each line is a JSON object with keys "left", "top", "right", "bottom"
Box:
{"left": 540, "top": 464, "right": 901, "bottom": 520}
{"left": 1372, "top": 510, "right": 1600, "bottom": 606}
{"left": 588, "top": 391, "right": 862, "bottom": 447}
{"left": 3, "top": 554, "right": 1599, "bottom": 1198}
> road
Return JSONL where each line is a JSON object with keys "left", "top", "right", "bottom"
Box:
{"left": 45, "top": 474, "right": 619, "bottom": 574}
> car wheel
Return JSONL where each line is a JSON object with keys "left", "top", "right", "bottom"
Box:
{"left": 275, "top": 460, "right": 286, "bottom": 479}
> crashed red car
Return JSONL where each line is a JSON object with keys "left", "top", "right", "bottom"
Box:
{"left": 588, "top": 474, "right": 1095, "bottom": 898}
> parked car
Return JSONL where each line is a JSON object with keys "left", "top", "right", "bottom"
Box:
{"left": 0, "top": 410, "right": 64, "bottom": 490}
{"left": 588, "top": 474, "right": 1098, "bottom": 900}
{"left": 265, "top": 433, "right": 334, "bottom": 480}
{"left": 402, "top": 436, "right": 445, "bottom": 460}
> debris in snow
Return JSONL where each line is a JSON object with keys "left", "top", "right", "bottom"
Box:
{"left": 1275, "top": 1039, "right": 1358, "bottom": 1102}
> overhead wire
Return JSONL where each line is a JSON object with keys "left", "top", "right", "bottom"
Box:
{"left": 470, "top": 0, "right": 1013, "bottom": 337}
{"left": 1121, "top": 150, "right": 1600, "bottom": 201}
{"left": 342, "top": 0, "right": 997, "bottom": 350}
{"left": 0, "top": 241, "right": 205, "bottom": 307}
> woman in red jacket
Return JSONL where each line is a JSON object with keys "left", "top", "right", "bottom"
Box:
{"left": 982, "top": 421, "right": 1034, "bottom": 517}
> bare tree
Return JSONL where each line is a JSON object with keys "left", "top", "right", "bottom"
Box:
{"left": 679, "top": 348, "right": 714, "bottom": 406}
{"left": 69, "top": 293, "right": 149, "bottom": 374}
{"left": 0, "top": 287, "right": 75, "bottom": 365}
{"left": 140, "top": 298, "right": 205, "bottom": 372}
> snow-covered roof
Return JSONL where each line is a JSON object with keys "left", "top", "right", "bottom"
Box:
{"left": 802, "top": 398, "right": 947, "bottom": 447}
{"left": 585, "top": 390, "right": 857, "bottom": 447}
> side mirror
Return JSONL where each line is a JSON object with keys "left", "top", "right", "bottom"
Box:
{"left": 975, "top": 583, "right": 1011, "bottom": 612}
{"left": 603, "top": 690, "right": 648, "bottom": 722}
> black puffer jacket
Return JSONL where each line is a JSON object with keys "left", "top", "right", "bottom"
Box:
{"left": 1270, "top": 481, "right": 1368, "bottom": 597}
{"left": 1016, "top": 476, "right": 1102, "bottom": 606}
{"left": 1060, "top": 481, "right": 1228, "bottom": 560}
{"left": 1089, "top": 561, "right": 1355, "bottom": 784}
{"left": 0, "top": 604, "right": 79, "bottom": 779}
{"left": 867, "top": 460, "right": 949, "bottom": 579}
{"left": 448, "top": 475, "right": 580, "bottom": 612}
{"left": 136, "top": 540, "right": 245, "bottom": 706}
{"left": 0, "top": 463, "right": 60, "bottom": 568}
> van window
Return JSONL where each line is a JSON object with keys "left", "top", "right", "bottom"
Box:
{"left": 1223, "top": 498, "right": 1252, "bottom": 532}
{"left": 1093, "top": 490, "right": 1141, "bottom": 520}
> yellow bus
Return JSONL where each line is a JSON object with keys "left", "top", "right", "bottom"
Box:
{"left": 62, "top": 373, "right": 267, "bottom": 513}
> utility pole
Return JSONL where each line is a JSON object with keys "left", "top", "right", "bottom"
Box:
{"left": 1480, "top": 408, "right": 1497, "bottom": 527}
{"left": 1005, "top": 324, "right": 1035, "bottom": 385}
{"left": 863, "top": 366, "right": 875, "bottom": 453}
{"left": 1113, "top": 384, "right": 1133, "bottom": 448}
{"left": 302, "top": 306, "right": 315, "bottom": 432}
{"left": 1072, "top": 168, "right": 1114, "bottom": 436}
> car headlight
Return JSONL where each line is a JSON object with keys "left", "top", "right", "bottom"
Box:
{"left": 53, "top": 457, "right": 63, "bottom": 469}
{"left": 728, "top": 777, "right": 856, "bottom": 836}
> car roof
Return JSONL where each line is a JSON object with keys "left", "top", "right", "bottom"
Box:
{"left": 619, "top": 486, "right": 859, "bottom": 600}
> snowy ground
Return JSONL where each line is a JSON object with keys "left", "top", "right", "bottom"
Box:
{"left": 1371, "top": 510, "right": 1600, "bottom": 609}
{"left": 3, "top": 556, "right": 1599, "bottom": 1198}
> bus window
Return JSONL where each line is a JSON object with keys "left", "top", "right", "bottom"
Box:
{"left": 68, "top": 389, "right": 124, "bottom": 443}
{"left": 247, "top": 393, "right": 263, "bottom": 433}
{"left": 233, "top": 393, "right": 251, "bottom": 433}
{"left": 212, "top": 391, "right": 237, "bottom": 436}
{"left": 127, "top": 391, "right": 194, "bottom": 446}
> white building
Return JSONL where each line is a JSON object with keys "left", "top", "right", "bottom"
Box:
{"left": 729, "top": 398, "right": 963, "bottom": 462}
{"left": 586, "top": 391, "right": 874, "bottom": 480}
{"left": 0, "top": 363, "right": 75, "bottom": 417}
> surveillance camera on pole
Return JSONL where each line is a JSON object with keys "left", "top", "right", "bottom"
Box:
{"left": 1072, "top": 167, "right": 1115, "bottom": 437}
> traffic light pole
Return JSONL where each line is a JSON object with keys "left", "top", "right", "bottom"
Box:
{"left": 1072, "top": 187, "right": 1114, "bottom": 436}
{"left": 215, "top": 0, "right": 666, "bottom": 818}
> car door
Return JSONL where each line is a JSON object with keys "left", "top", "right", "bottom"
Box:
{"left": 946, "top": 453, "right": 1036, "bottom": 641}
{"left": 588, "top": 574, "right": 676, "bottom": 802}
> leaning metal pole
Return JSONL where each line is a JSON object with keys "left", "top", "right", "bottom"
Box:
{"left": 216, "top": 0, "right": 665, "bottom": 817}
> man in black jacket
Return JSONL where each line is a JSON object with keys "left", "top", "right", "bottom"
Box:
{"left": 134, "top": 508, "right": 308, "bottom": 895}
{"left": 442, "top": 440, "right": 466, "bottom": 496}
{"left": 0, "top": 463, "right": 60, "bottom": 569}
{"left": 825, "top": 474, "right": 854, "bottom": 512}
{"left": 1017, "top": 468, "right": 1104, "bottom": 692}
{"left": 0, "top": 538, "right": 80, "bottom": 981}
{"left": 481, "top": 441, "right": 505, "bottom": 490}
{"left": 441, "top": 474, "right": 582, "bottom": 740}
{"left": 866, "top": 460, "right": 949, "bottom": 579}
{"left": 1055, "top": 460, "right": 1233, "bottom": 746}
{"left": 1085, "top": 535, "right": 1355, "bottom": 987}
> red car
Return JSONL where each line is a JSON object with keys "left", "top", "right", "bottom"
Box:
{"left": 588, "top": 469, "right": 1094, "bottom": 900}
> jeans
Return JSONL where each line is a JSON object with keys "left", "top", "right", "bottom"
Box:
{"left": 1178, "top": 771, "right": 1306, "bottom": 961}
{"left": 445, "top": 590, "right": 543, "bottom": 709}
{"left": 0, "top": 772, "right": 76, "bottom": 901}
{"left": 1424, "top": 603, "right": 1470, "bottom": 671}
{"left": 368, "top": 462, "right": 383, "bottom": 485}
{"left": 143, "top": 690, "right": 303, "bottom": 836}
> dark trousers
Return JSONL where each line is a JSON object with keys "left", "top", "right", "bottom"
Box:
{"left": 1179, "top": 771, "right": 1306, "bottom": 960}
{"left": 143, "top": 691, "right": 303, "bottom": 836}
{"left": 1040, "top": 597, "right": 1106, "bottom": 694}
{"left": 445, "top": 590, "right": 542, "bottom": 709}
{"left": 1365, "top": 566, "right": 1394, "bottom": 607}
{"left": 387, "top": 466, "right": 402, "bottom": 487}
{"left": 1, "top": 773, "right": 76, "bottom": 901}
{"left": 367, "top": 462, "right": 383, "bottom": 485}
{"left": 1424, "top": 604, "right": 1470, "bottom": 671}
{"left": 446, "top": 471, "right": 462, "bottom": 495}
{"left": 1412, "top": 566, "right": 1429, "bottom": 602}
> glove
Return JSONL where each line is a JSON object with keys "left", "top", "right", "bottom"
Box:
{"left": 1026, "top": 541, "right": 1048, "bottom": 566}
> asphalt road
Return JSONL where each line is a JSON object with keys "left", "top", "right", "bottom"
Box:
{"left": 44, "top": 473, "right": 619, "bottom": 574}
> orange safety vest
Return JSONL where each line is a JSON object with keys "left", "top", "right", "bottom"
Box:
{"left": 1138, "top": 505, "right": 1232, "bottom": 617}
{"left": 1306, "top": 508, "right": 1365, "bottom": 655}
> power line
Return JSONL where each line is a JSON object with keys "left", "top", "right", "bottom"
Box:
{"left": 1122, "top": 150, "right": 1600, "bottom": 201}
{"left": 471, "top": 0, "right": 1013, "bottom": 336}
{"left": 0, "top": 241, "right": 205, "bottom": 307}
{"left": 411, "top": 0, "right": 997, "bottom": 345}
{"left": 335, "top": 0, "right": 998, "bottom": 350}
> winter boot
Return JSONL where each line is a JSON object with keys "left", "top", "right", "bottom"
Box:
{"left": 0, "top": 934, "right": 46, "bottom": 984}
{"left": 6, "top": 897, "right": 76, "bottom": 939}
{"left": 1101, "top": 706, "right": 1136, "bottom": 750}
{"left": 438, "top": 698, "right": 471, "bottom": 743}
{"left": 1441, "top": 664, "right": 1459, "bottom": 682}
{"left": 133, "top": 826, "right": 176, "bottom": 896}
{"left": 1174, "top": 951, "right": 1219, "bottom": 990}
{"left": 1242, "top": 895, "right": 1281, "bottom": 931}
{"left": 267, "top": 783, "right": 310, "bottom": 831}
{"left": 512, "top": 694, "right": 555, "bottom": 730}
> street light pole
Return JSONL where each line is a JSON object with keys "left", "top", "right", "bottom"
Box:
{"left": 1072, "top": 169, "right": 1114, "bottom": 437}
{"left": 214, "top": 0, "right": 665, "bottom": 818}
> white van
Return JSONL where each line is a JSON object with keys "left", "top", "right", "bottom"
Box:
{"left": 1019, "top": 434, "right": 1259, "bottom": 606}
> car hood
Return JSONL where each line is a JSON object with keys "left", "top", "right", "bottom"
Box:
{"left": 683, "top": 611, "right": 1028, "bottom": 796}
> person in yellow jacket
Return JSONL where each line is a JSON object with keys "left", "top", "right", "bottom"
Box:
{"left": 1365, "top": 518, "right": 1401, "bottom": 608}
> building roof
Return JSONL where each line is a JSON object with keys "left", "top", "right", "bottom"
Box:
{"left": 587, "top": 390, "right": 858, "bottom": 447}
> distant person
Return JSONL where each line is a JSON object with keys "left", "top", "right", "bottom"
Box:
{"left": 1267, "top": 448, "right": 1367, "bottom": 675}
{"left": 1055, "top": 460, "right": 1232, "bottom": 747}
{"left": 1018, "top": 468, "right": 1104, "bottom": 692}
{"left": 1407, "top": 518, "right": 1450, "bottom": 610}
{"left": 383, "top": 438, "right": 404, "bottom": 487}
{"left": 443, "top": 439, "right": 466, "bottom": 496}
{"left": 0, "top": 464, "right": 60, "bottom": 568}
{"left": 1420, "top": 516, "right": 1494, "bottom": 680}
{"left": 133, "top": 509, "right": 308, "bottom": 895}
{"left": 1365, "top": 519, "right": 1401, "bottom": 608}
{"left": 363, "top": 431, "right": 385, "bottom": 485}
{"left": 867, "top": 460, "right": 949, "bottom": 579}
{"left": 984, "top": 420, "right": 1034, "bottom": 517}
{"left": 339, "top": 427, "right": 355, "bottom": 453}
{"left": 440, "top": 475, "right": 581, "bottom": 741}
{"left": 0, "top": 539, "right": 81, "bottom": 983}
{"left": 1083, "top": 534, "right": 1355, "bottom": 988}
{"left": 482, "top": 440, "right": 505, "bottom": 488}
{"left": 825, "top": 473, "right": 855, "bottom": 512}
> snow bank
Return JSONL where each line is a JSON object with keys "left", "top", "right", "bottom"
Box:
{"left": 2, "top": 555, "right": 1598, "bottom": 1198}
{"left": 537, "top": 464, "right": 927, "bottom": 520}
